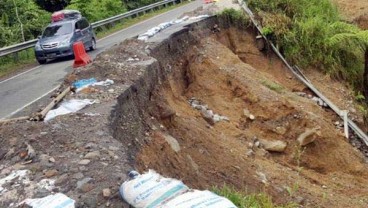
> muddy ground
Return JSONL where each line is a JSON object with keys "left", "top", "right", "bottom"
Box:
{"left": 1, "top": 2, "right": 368, "bottom": 208}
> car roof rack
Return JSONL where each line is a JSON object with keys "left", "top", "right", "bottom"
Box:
{"left": 51, "top": 10, "right": 82, "bottom": 22}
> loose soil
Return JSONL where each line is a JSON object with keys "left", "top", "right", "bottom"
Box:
{"left": 332, "top": 0, "right": 368, "bottom": 29}
{"left": 137, "top": 25, "right": 368, "bottom": 207}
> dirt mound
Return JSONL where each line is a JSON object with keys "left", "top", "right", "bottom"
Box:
{"left": 136, "top": 25, "right": 368, "bottom": 207}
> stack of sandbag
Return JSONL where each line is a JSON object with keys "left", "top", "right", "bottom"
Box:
{"left": 119, "top": 170, "right": 237, "bottom": 208}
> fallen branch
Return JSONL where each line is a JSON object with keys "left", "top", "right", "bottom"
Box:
{"left": 32, "top": 86, "right": 73, "bottom": 121}
{"left": 0, "top": 116, "right": 31, "bottom": 125}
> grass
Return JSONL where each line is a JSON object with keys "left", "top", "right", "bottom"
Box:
{"left": 0, "top": 1, "right": 189, "bottom": 78}
{"left": 247, "top": 0, "right": 368, "bottom": 92}
{"left": 0, "top": 48, "right": 36, "bottom": 77}
{"left": 261, "top": 80, "right": 284, "bottom": 93}
{"left": 213, "top": 185, "right": 297, "bottom": 208}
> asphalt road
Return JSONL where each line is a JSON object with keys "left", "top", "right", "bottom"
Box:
{"left": 0, "top": 0, "right": 203, "bottom": 119}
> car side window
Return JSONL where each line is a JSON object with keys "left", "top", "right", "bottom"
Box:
{"left": 82, "top": 19, "right": 89, "bottom": 29}
{"left": 75, "top": 20, "right": 82, "bottom": 30}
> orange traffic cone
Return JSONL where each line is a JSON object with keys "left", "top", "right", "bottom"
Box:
{"left": 73, "top": 41, "right": 92, "bottom": 68}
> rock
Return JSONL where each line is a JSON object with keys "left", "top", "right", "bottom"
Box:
{"left": 102, "top": 188, "right": 111, "bottom": 198}
{"left": 73, "top": 172, "right": 84, "bottom": 179}
{"left": 82, "top": 196, "right": 97, "bottom": 208}
{"left": 78, "top": 159, "right": 91, "bottom": 165}
{"left": 9, "top": 137, "right": 18, "bottom": 146}
{"left": 4, "top": 147, "right": 15, "bottom": 159}
{"left": 49, "top": 157, "right": 56, "bottom": 163}
{"left": 34, "top": 188, "right": 50, "bottom": 198}
{"left": 84, "top": 151, "right": 101, "bottom": 159}
{"left": 55, "top": 174, "right": 68, "bottom": 185}
{"left": 108, "top": 89, "right": 114, "bottom": 93}
{"left": 256, "top": 171, "right": 268, "bottom": 184}
{"left": 77, "top": 177, "right": 93, "bottom": 193}
{"left": 44, "top": 169, "right": 58, "bottom": 178}
{"left": 259, "top": 139, "right": 287, "bottom": 152}
{"left": 108, "top": 146, "right": 119, "bottom": 151}
{"left": 297, "top": 129, "right": 317, "bottom": 146}
{"left": 95, "top": 130, "right": 104, "bottom": 136}
{"left": 249, "top": 114, "right": 255, "bottom": 120}
{"left": 246, "top": 149, "right": 254, "bottom": 157}
{"left": 275, "top": 126, "right": 287, "bottom": 135}
{"left": 201, "top": 109, "right": 215, "bottom": 125}
{"left": 39, "top": 154, "right": 53, "bottom": 168}
{"left": 25, "top": 142, "right": 36, "bottom": 160}
{"left": 85, "top": 142, "right": 97, "bottom": 149}
{"left": 186, "top": 155, "right": 199, "bottom": 173}
{"left": 294, "top": 196, "right": 305, "bottom": 204}
{"left": 163, "top": 134, "right": 180, "bottom": 152}
{"left": 243, "top": 109, "right": 251, "bottom": 117}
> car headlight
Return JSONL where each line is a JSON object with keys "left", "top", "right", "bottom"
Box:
{"left": 59, "top": 39, "right": 70, "bottom": 47}
{"left": 35, "top": 42, "right": 41, "bottom": 50}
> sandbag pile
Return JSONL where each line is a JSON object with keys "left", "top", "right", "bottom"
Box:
{"left": 119, "top": 170, "right": 237, "bottom": 208}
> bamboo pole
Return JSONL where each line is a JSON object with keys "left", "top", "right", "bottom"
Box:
{"left": 32, "top": 86, "right": 72, "bottom": 121}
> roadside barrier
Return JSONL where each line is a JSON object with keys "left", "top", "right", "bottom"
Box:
{"left": 73, "top": 42, "right": 92, "bottom": 68}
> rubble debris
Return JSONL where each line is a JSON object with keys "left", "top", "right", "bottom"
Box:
{"left": 259, "top": 139, "right": 288, "bottom": 153}
{"left": 189, "top": 98, "right": 229, "bottom": 125}
{"left": 163, "top": 134, "right": 181, "bottom": 152}
{"left": 0, "top": 170, "right": 29, "bottom": 194}
{"left": 297, "top": 128, "right": 318, "bottom": 146}
{"left": 25, "top": 142, "right": 36, "bottom": 160}
{"left": 102, "top": 188, "right": 111, "bottom": 198}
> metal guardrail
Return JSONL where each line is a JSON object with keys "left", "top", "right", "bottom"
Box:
{"left": 0, "top": 0, "right": 182, "bottom": 58}
{"left": 238, "top": 0, "right": 368, "bottom": 146}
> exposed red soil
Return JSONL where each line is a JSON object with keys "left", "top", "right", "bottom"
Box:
{"left": 136, "top": 27, "right": 368, "bottom": 207}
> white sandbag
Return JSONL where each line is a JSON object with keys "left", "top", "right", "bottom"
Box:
{"left": 161, "top": 190, "right": 237, "bottom": 208}
{"left": 120, "top": 170, "right": 189, "bottom": 208}
{"left": 19, "top": 193, "right": 75, "bottom": 208}
{"left": 44, "top": 99, "right": 95, "bottom": 121}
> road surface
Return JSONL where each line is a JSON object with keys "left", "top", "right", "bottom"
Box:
{"left": 0, "top": 0, "right": 204, "bottom": 119}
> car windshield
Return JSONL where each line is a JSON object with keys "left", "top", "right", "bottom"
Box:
{"left": 43, "top": 23, "right": 72, "bottom": 38}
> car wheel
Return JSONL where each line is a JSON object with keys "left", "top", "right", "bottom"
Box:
{"left": 37, "top": 58, "right": 47, "bottom": 65}
{"left": 89, "top": 38, "right": 96, "bottom": 51}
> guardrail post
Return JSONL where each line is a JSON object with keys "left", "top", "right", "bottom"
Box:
{"left": 13, "top": 52, "right": 19, "bottom": 62}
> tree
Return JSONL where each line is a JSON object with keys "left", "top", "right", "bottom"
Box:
{"left": 67, "top": 0, "right": 126, "bottom": 22}
{"left": 0, "top": 0, "right": 50, "bottom": 47}
{"left": 34, "top": 0, "right": 70, "bottom": 12}
{"left": 122, "top": 0, "right": 160, "bottom": 10}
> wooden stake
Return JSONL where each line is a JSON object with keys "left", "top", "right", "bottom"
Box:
{"left": 33, "top": 86, "right": 72, "bottom": 121}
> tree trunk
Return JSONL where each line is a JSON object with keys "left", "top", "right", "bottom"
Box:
{"left": 364, "top": 49, "right": 368, "bottom": 103}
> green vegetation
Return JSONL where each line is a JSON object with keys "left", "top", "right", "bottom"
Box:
{"left": 0, "top": 1, "right": 186, "bottom": 77}
{"left": 0, "top": 48, "right": 35, "bottom": 77}
{"left": 0, "top": 0, "right": 169, "bottom": 47}
{"left": 261, "top": 80, "right": 284, "bottom": 93}
{"left": 213, "top": 185, "right": 297, "bottom": 208}
{"left": 218, "top": 8, "right": 250, "bottom": 28}
{"left": 247, "top": 0, "right": 368, "bottom": 102}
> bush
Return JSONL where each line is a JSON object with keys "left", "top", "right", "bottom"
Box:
{"left": 247, "top": 0, "right": 368, "bottom": 91}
